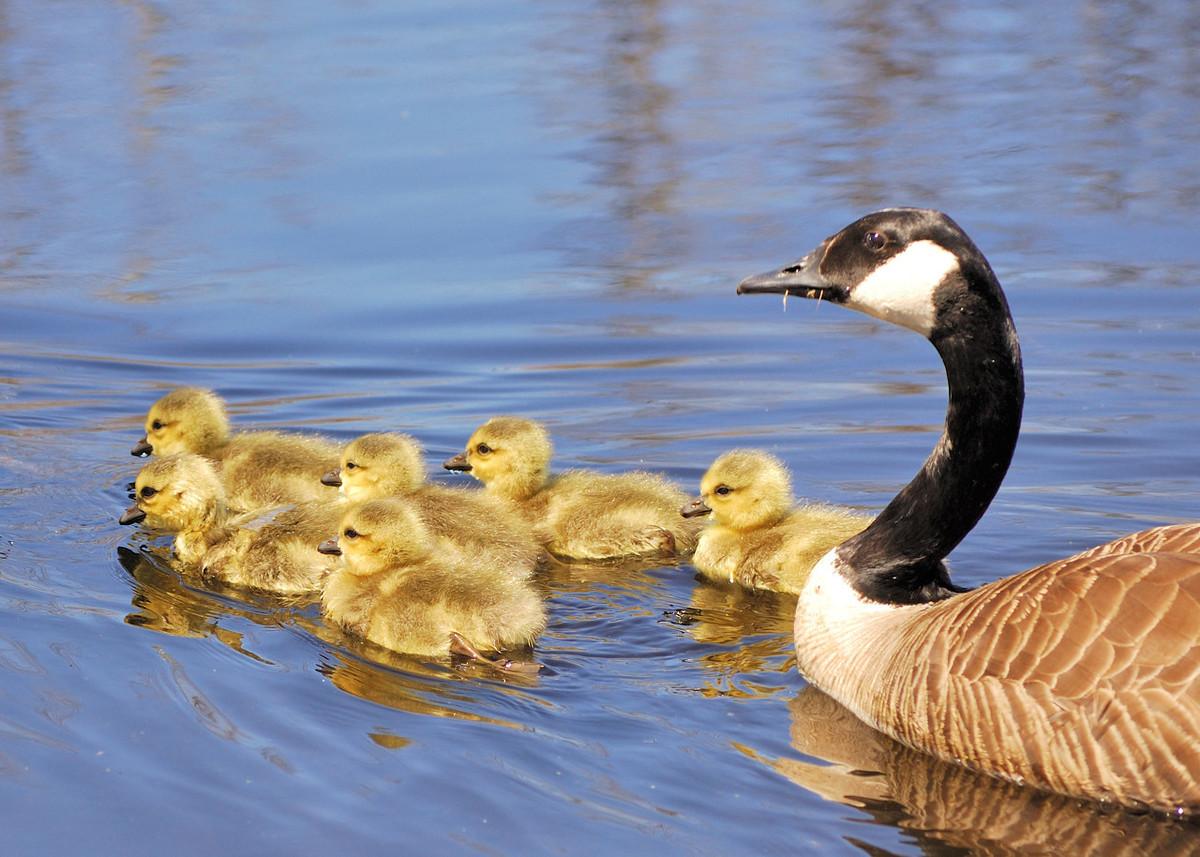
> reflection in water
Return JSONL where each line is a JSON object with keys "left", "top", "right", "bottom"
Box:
{"left": 671, "top": 580, "right": 795, "bottom": 698}
{"left": 315, "top": 648, "right": 535, "bottom": 733}
{"left": 757, "top": 687, "right": 1200, "bottom": 856}
{"left": 117, "top": 546, "right": 282, "bottom": 663}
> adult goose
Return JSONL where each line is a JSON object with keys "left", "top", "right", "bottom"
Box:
{"left": 737, "top": 208, "right": 1200, "bottom": 814}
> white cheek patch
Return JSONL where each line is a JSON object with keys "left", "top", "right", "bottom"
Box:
{"left": 845, "top": 240, "right": 958, "bottom": 336}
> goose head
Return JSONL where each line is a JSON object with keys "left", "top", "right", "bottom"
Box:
{"left": 739, "top": 208, "right": 1023, "bottom": 603}
{"left": 133, "top": 387, "right": 230, "bottom": 457}
{"left": 323, "top": 433, "right": 425, "bottom": 502}
{"left": 443, "top": 416, "right": 552, "bottom": 501}
{"left": 737, "top": 208, "right": 1014, "bottom": 346}
{"left": 318, "top": 498, "right": 432, "bottom": 576}
{"left": 683, "top": 449, "right": 794, "bottom": 531}
{"left": 120, "top": 453, "right": 224, "bottom": 532}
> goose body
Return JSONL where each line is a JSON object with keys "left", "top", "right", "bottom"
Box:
{"left": 121, "top": 453, "right": 339, "bottom": 593}
{"left": 323, "top": 432, "right": 542, "bottom": 579}
{"left": 444, "top": 416, "right": 701, "bottom": 561}
{"left": 318, "top": 498, "right": 546, "bottom": 657}
{"left": 132, "top": 387, "right": 339, "bottom": 509}
{"left": 682, "top": 449, "right": 870, "bottom": 595}
{"left": 738, "top": 208, "right": 1200, "bottom": 813}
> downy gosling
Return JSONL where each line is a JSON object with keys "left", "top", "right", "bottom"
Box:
{"left": 120, "top": 453, "right": 340, "bottom": 593}
{"left": 318, "top": 498, "right": 547, "bottom": 662}
{"left": 131, "top": 387, "right": 339, "bottom": 509}
{"left": 321, "top": 432, "right": 542, "bottom": 579}
{"left": 681, "top": 449, "right": 870, "bottom": 595}
{"left": 443, "top": 416, "right": 702, "bottom": 561}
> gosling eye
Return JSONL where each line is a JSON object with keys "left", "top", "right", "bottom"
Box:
{"left": 151, "top": 420, "right": 164, "bottom": 431}
{"left": 345, "top": 461, "right": 358, "bottom": 470}
{"left": 343, "top": 527, "right": 359, "bottom": 539}
{"left": 476, "top": 443, "right": 492, "bottom": 455}
{"left": 140, "top": 486, "right": 159, "bottom": 499}
{"left": 863, "top": 231, "right": 887, "bottom": 251}
{"left": 714, "top": 485, "right": 732, "bottom": 497}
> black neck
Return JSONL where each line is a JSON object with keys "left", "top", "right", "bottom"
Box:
{"left": 839, "top": 272, "right": 1024, "bottom": 604}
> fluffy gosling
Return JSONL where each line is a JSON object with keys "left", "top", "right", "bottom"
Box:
{"left": 444, "top": 416, "right": 701, "bottom": 561}
{"left": 318, "top": 498, "right": 546, "bottom": 660}
{"left": 121, "top": 453, "right": 340, "bottom": 593}
{"left": 322, "top": 432, "right": 543, "bottom": 578}
{"left": 131, "top": 387, "right": 339, "bottom": 509}
{"left": 681, "top": 449, "right": 870, "bottom": 595}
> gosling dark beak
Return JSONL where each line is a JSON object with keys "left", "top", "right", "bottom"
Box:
{"left": 680, "top": 497, "right": 712, "bottom": 519}
{"left": 321, "top": 468, "right": 342, "bottom": 487}
{"left": 131, "top": 437, "right": 153, "bottom": 457}
{"left": 443, "top": 452, "right": 471, "bottom": 472}
{"left": 119, "top": 505, "right": 147, "bottom": 525}
{"left": 317, "top": 538, "right": 342, "bottom": 556}
{"left": 736, "top": 247, "right": 843, "bottom": 300}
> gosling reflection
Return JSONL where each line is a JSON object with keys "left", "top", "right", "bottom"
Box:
{"left": 765, "top": 687, "right": 1200, "bottom": 855}
{"left": 116, "top": 546, "right": 285, "bottom": 663}
{"left": 671, "top": 580, "right": 796, "bottom": 698}
{"left": 315, "top": 647, "right": 537, "bottom": 731}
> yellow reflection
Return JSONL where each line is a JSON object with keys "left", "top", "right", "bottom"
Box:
{"left": 314, "top": 646, "right": 535, "bottom": 733}
{"left": 674, "top": 579, "right": 796, "bottom": 699}
{"left": 750, "top": 686, "right": 1200, "bottom": 853}
{"left": 116, "top": 545, "right": 286, "bottom": 663}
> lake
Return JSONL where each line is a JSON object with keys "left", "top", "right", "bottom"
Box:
{"left": 2, "top": 0, "right": 1199, "bottom": 853}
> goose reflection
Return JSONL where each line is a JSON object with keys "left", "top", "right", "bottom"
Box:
{"left": 761, "top": 687, "right": 1200, "bottom": 855}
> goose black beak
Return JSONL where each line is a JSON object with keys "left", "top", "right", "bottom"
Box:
{"left": 680, "top": 497, "right": 711, "bottom": 519}
{"left": 320, "top": 468, "right": 342, "bottom": 487}
{"left": 317, "top": 538, "right": 342, "bottom": 556}
{"left": 131, "top": 438, "right": 153, "bottom": 457}
{"left": 736, "top": 248, "right": 843, "bottom": 301}
{"left": 443, "top": 452, "right": 471, "bottom": 472}
{"left": 119, "top": 505, "right": 147, "bottom": 525}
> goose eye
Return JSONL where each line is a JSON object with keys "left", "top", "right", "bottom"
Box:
{"left": 714, "top": 485, "right": 732, "bottom": 496}
{"left": 140, "top": 486, "right": 158, "bottom": 499}
{"left": 345, "top": 461, "right": 358, "bottom": 470}
{"left": 343, "top": 527, "right": 359, "bottom": 539}
{"left": 151, "top": 420, "right": 164, "bottom": 431}
{"left": 476, "top": 443, "right": 492, "bottom": 455}
{"left": 863, "top": 231, "right": 887, "bottom": 251}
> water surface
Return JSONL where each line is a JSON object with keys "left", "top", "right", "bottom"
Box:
{"left": 2, "top": 1, "right": 1199, "bottom": 853}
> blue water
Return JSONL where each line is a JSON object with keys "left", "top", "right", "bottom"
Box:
{"left": 2, "top": 0, "right": 1199, "bottom": 853}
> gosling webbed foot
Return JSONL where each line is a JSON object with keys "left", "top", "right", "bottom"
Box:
{"left": 448, "top": 632, "right": 542, "bottom": 675}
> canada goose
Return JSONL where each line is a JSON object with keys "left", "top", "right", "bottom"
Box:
{"left": 131, "top": 387, "right": 339, "bottom": 509}
{"left": 681, "top": 449, "right": 870, "bottom": 595}
{"left": 322, "top": 432, "right": 542, "bottom": 579}
{"left": 443, "top": 416, "right": 702, "bottom": 561}
{"left": 317, "top": 498, "right": 546, "bottom": 663}
{"left": 120, "top": 453, "right": 340, "bottom": 593}
{"left": 738, "top": 207, "right": 1200, "bottom": 814}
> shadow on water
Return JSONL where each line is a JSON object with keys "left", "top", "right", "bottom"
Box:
{"left": 751, "top": 686, "right": 1200, "bottom": 856}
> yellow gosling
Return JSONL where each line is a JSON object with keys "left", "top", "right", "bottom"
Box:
{"left": 318, "top": 498, "right": 546, "bottom": 659}
{"left": 681, "top": 449, "right": 870, "bottom": 595}
{"left": 131, "top": 387, "right": 339, "bottom": 509}
{"left": 444, "top": 416, "right": 701, "bottom": 561}
{"left": 323, "top": 432, "right": 543, "bottom": 578}
{"left": 120, "top": 453, "right": 340, "bottom": 594}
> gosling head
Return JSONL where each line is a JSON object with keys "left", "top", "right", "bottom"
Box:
{"left": 737, "top": 208, "right": 1014, "bottom": 347}
{"left": 323, "top": 433, "right": 426, "bottom": 503}
{"left": 133, "top": 387, "right": 230, "bottom": 457}
{"left": 682, "top": 449, "right": 793, "bottom": 532}
{"left": 120, "top": 453, "right": 225, "bottom": 532}
{"left": 443, "top": 416, "right": 552, "bottom": 501}
{"left": 318, "top": 498, "right": 433, "bottom": 576}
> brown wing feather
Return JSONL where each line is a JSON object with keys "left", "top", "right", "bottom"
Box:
{"left": 873, "top": 525, "right": 1200, "bottom": 813}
